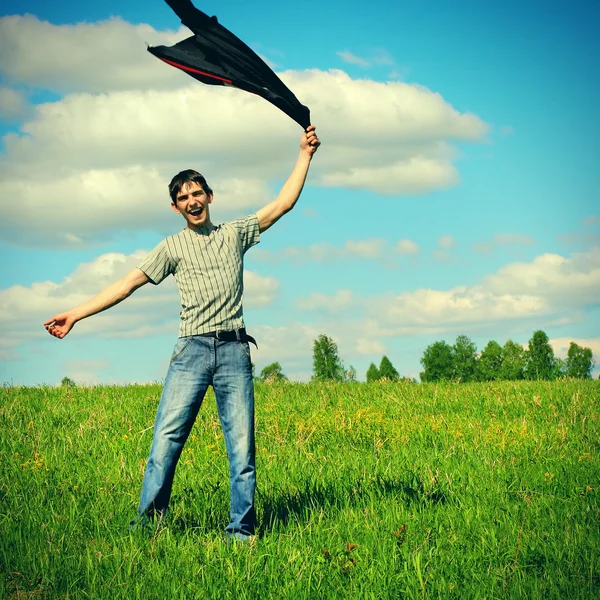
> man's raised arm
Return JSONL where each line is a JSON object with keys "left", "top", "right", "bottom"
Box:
{"left": 44, "top": 268, "right": 150, "bottom": 339}
{"left": 256, "top": 125, "right": 320, "bottom": 233}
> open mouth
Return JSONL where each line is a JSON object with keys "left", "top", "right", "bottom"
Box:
{"left": 189, "top": 207, "right": 204, "bottom": 217}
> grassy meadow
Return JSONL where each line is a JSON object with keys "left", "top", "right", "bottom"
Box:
{"left": 1, "top": 380, "right": 599, "bottom": 599}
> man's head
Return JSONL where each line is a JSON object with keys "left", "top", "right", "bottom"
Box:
{"left": 169, "top": 169, "right": 214, "bottom": 230}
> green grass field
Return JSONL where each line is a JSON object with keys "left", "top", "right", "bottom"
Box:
{"left": 1, "top": 380, "right": 598, "bottom": 599}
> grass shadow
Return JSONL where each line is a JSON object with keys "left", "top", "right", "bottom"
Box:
{"left": 159, "top": 472, "right": 448, "bottom": 537}
{"left": 259, "top": 472, "right": 448, "bottom": 534}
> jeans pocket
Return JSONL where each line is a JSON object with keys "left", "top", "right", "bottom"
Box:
{"left": 239, "top": 341, "right": 252, "bottom": 360}
{"left": 170, "top": 337, "right": 192, "bottom": 363}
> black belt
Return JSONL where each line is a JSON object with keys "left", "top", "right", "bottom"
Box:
{"left": 199, "top": 328, "right": 258, "bottom": 348}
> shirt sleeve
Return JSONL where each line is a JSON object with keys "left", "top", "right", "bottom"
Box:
{"left": 233, "top": 213, "right": 261, "bottom": 254}
{"left": 138, "top": 240, "right": 174, "bottom": 285}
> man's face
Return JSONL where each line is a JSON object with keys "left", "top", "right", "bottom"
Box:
{"left": 171, "top": 181, "right": 213, "bottom": 229}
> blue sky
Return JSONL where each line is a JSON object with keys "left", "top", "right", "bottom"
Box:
{"left": 1, "top": 0, "right": 598, "bottom": 385}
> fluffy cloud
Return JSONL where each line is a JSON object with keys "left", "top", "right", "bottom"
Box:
{"left": 248, "top": 323, "right": 321, "bottom": 371}
{"left": 0, "top": 86, "right": 30, "bottom": 120}
{"left": 0, "top": 251, "right": 279, "bottom": 353}
{"left": 437, "top": 235, "right": 457, "bottom": 249}
{"left": 296, "top": 290, "right": 353, "bottom": 311}
{"left": 0, "top": 15, "right": 487, "bottom": 248}
{"left": 248, "top": 321, "right": 389, "bottom": 377}
{"left": 253, "top": 237, "right": 422, "bottom": 266}
{"left": 336, "top": 48, "right": 395, "bottom": 68}
{"left": 292, "top": 248, "right": 600, "bottom": 337}
{"left": 355, "top": 338, "right": 386, "bottom": 355}
{"left": 243, "top": 271, "right": 279, "bottom": 307}
{"left": 0, "top": 15, "right": 187, "bottom": 92}
{"left": 0, "top": 166, "right": 271, "bottom": 247}
{"left": 0, "top": 69, "right": 486, "bottom": 246}
{"left": 484, "top": 250, "right": 600, "bottom": 306}
{"left": 397, "top": 239, "right": 420, "bottom": 255}
{"left": 377, "top": 249, "right": 600, "bottom": 333}
{"left": 550, "top": 337, "right": 600, "bottom": 359}
{"left": 62, "top": 359, "right": 111, "bottom": 385}
{"left": 474, "top": 232, "right": 535, "bottom": 254}
{"left": 583, "top": 215, "right": 600, "bottom": 227}
{"left": 336, "top": 51, "right": 370, "bottom": 67}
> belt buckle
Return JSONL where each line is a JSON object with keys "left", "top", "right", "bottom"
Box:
{"left": 216, "top": 330, "right": 225, "bottom": 340}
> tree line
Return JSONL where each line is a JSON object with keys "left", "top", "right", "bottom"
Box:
{"left": 256, "top": 331, "right": 595, "bottom": 383}
{"left": 419, "top": 330, "right": 594, "bottom": 382}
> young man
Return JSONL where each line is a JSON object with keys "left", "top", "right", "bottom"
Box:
{"left": 44, "top": 125, "right": 320, "bottom": 540}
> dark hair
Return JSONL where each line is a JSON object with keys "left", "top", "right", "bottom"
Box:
{"left": 168, "top": 169, "right": 213, "bottom": 204}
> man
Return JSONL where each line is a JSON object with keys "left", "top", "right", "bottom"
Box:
{"left": 44, "top": 125, "right": 320, "bottom": 540}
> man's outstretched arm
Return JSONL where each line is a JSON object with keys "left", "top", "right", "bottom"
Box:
{"left": 44, "top": 268, "right": 150, "bottom": 339}
{"left": 256, "top": 125, "right": 320, "bottom": 233}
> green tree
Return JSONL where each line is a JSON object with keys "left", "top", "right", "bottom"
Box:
{"left": 525, "top": 330, "right": 555, "bottom": 380}
{"left": 379, "top": 356, "right": 399, "bottom": 381}
{"left": 312, "top": 334, "right": 345, "bottom": 382}
{"left": 420, "top": 341, "right": 454, "bottom": 382}
{"left": 565, "top": 342, "right": 595, "bottom": 379}
{"left": 61, "top": 376, "right": 76, "bottom": 387}
{"left": 500, "top": 340, "right": 526, "bottom": 380}
{"left": 478, "top": 340, "right": 503, "bottom": 381}
{"left": 552, "top": 357, "right": 567, "bottom": 379}
{"left": 366, "top": 363, "right": 380, "bottom": 382}
{"left": 452, "top": 335, "right": 478, "bottom": 382}
{"left": 260, "top": 362, "right": 287, "bottom": 382}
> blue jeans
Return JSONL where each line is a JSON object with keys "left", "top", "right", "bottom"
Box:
{"left": 137, "top": 336, "right": 256, "bottom": 539}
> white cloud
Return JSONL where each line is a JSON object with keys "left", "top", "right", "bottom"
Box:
{"left": 396, "top": 239, "right": 419, "bottom": 255}
{"left": 0, "top": 86, "right": 30, "bottom": 120}
{"left": 296, "top": 290, "right": 353, "bottom": 311}
{"left": 0, "top": 166, "right": 271, "bottom": 248}
{"left": 0, "top": 251, "right": 279, "bottom": 353}
{"left": 320, "top": 156, "right": 459, "bottom": 195}
{"left": 438, "top": 235, "right": 456, "bottom": 249}
{"left": 355, "top": 338, "right": 386, "bottom": 355}
{"left": 474, "top": 232, "right": 535, "bottom": 254}
{"left": 344, "top": 239, "right": 387, "bottom": 259}
{"left": 252, "top": 238, "right": 397, "bottom": 266}
{"left": 6, "top": 247, "right": 597, "bottom": 381}
{"left": 583, "top": 215, "right": 600, "bottom": 227}
{"left": 0, "top": 31, "right": 488, "bottom": 248}
{"left": 484, "top": 250, "right": 600, "bottom": 306}
{"left": 248, "top": 321, "right": 389, "bottom": 376}
{"left": 63, "top": 359, "right": 111, "bottom": 385}
{"left": 0, "top": 17, "right": 487, "bottom": 250}
{"left": 493, "top": 233, "right": 535, "bottom": 246}
{"left": 243, "top": 271, "right": 279, "bottom": 307}
{"left": 336, "top": 51, "right": 370, "bottom": 67}
{"left": 255, "top": 236, "right": 421, "bottom": 266}
{"left": 549, "top": 337, "right": 600, "bottom": 359}
{"left": 0, "top": 68, "right": 487, "bottom": 246}
{"left": 336, "top": 48, "right": 394, "bottom": 68}
{"left": 0, "top": 15, "right": 188, "bottom": 93}
{"left": 288, "top": 248, "right": 600, "bottom": 339}
{"left": 372, "top": 50, "right": 395, "bottom": 66}
{"left": 433, "top": 250, "right": 456, "bottom": 263}
{"left": 373, "top": 248, "right": 600, "bottom": 334}
{"left": 248, "top": 323, "right": 321, "bottom": 369}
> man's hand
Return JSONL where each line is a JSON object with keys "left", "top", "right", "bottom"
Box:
{"left": 44, "top": 312, "right": 77, "bottom": 339}
{"left": 301, "top": 125, "right": 320, "bottom": 157}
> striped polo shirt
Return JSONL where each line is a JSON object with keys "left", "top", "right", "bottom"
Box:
{"left": 139, "top": 214, "right": 260, "bottom": 337}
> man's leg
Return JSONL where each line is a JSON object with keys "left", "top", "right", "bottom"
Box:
{"left": 213, "top": 339, "right": 256, "bottom": 540}
{"left": 137, "top": 336, "right": 212, "bottom": 522}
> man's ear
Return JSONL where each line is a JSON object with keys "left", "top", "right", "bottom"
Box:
{"left": 171, "top": 202, "right": 181, "bottom": 214}
{"left": 208, "top": 193, "right": 213, "bottom": 204}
